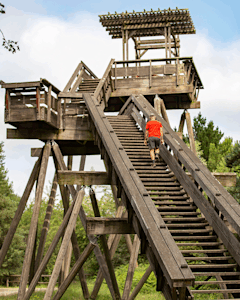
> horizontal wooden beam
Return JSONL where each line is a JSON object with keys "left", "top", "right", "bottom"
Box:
{"left": 1, "top": 81, "right": 41, "bottom": 89}
{"left": 31, "top": 144, "right": 100, "bottom": 157}
{"left": 58, "top": 92, "right": 83, "bottom": 98}
{"left": 111, "top": 85, "right": 193, "bottom": 98}
{"left": 86, "top": 217, "right": 135, "bottom": 235}
{"left": 187, "top": 172, "right": 237, "bottom": 187}
{"left": 7, "top": 128, "right": 93, "bottom": 141}
{"left": 57, "top": 171, "right": 110, "bottom": 185}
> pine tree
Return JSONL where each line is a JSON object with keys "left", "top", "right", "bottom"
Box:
{"left": 0, "top": 142, "right": 26, "bottom": 283}
{"left": 193, "top": 113, "right": 224, "bottom": 162}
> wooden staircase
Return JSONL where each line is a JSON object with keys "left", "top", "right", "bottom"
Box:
{"left": 108, "top": 114, "right": 240, "bottom": 300}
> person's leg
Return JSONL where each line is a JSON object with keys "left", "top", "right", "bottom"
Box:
{"left": 148, "top": 137, "right": 156, "bottom": 167}
{"left": 155, "top": 138, "right": 160, "bottom": 160}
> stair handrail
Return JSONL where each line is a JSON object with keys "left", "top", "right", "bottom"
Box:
{"left": 94, "top": 58, "right": 115, "bottom": 106}
{"left": 123, "top": 94, "right": 240, "bottom": 264}
{"left": 83, "top": 93, "right": 195, "bottom": 293}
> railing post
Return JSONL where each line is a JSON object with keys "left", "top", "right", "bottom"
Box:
{"left": 47, "top": 85, "right": 52, "bottom": 123}
{"left": 36, "top": 86, "right": 40, "bottom": 120}
{"left": 149, "top": 60, "right": 152, "bottom": 88}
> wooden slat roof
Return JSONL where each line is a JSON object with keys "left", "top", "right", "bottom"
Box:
{"left": 99, "top": 8, "right": 196, "bottom": 38}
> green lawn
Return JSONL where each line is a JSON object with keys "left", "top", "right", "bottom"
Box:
{"left": 0, "top": 282, "right": 165, "bottom": 300}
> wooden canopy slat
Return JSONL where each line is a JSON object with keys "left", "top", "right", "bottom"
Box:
{"left": 99, "top": 8, "right": 195, "bottom": 38}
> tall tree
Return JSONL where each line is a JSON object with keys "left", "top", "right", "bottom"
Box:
{"left": 0, "top": 142, "right": 26, "bottom": 283}
{"left": 225, "top": 141, "right": 240, "bottom": 203}
{"left": 193, "top": 113, "right": 224, "bottom": 162}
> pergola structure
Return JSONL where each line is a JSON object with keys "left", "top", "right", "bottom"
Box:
{"left": 99, "top": 8, "right": 195, "bottom": 60}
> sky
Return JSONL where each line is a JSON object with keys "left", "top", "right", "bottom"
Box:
{"left": 0, "top": 0, "right": 240, "bottom": 198}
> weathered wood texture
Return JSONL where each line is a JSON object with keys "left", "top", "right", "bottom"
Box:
{"left": 18, "top": 141, "right": 51, "bottom": 300}
{"left": 52, "top": 238, "right": 98, "bottom": 300}
{"left": 0, "top": 156, "right": 41, "bottom": 269}
{"left": 34, "top": 173, "right": 58, "bottom": 273}
{"left": 52, "top": 142, "right": 119, "bottom": 300}
{"left": 4, "top": 80, "right": 60, "bottom": 129}
{"left": 84, "top": 93, "right": 194, "bottom": 289}
{"left": 57, "top": 171, "right": 110, "bottom": 185}
{"left": 43, "top": 190, "right": 85, "bottom": 300}
{"left": 129, "top": 94, "right": 240, "bottom": 265}
{"left": 86, "top": 217, "right": 134, "bottom": 235}
{"left": 23, "top": 198, "right": 77, "bottom": 300}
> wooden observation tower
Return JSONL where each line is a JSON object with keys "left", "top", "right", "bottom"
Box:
{"left": 1, "top": 7, "right": 240, "bottom": 300}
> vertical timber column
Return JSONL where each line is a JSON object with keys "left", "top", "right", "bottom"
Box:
{"left": 178, "top": 111, "right": 186, "bottom": 140}
{"left": 63, "top": 156, "right": 73, "bottom": 280}
{"left": 122, "top": 29, "right": 125, "bottom": 61}
{"left": 18, "top": 141, "right": 51, "bottom": 300}
{"left": 43, "top": 189, "right": 85, "bottom": 300}
{"left": 0, "top": 156, "right": 41, "bottom": 268}
{"left": 164, "top": 27, "right": 168, "bottom": 59}
{"left": 126, "top": 29, "right": 129, "bottom": 61}
{"left": 34, "top": 173, "right": 58, "bottom": 273}
{"left": 185, "top": 110, "right": 197, "bottom": 155}
{"left": 47, "top": 85, "right": 52, "bottom": 123}
{"left": 168, "top": 26, "right": 171, "bottom": 59}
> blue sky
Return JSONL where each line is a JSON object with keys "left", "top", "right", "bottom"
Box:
{"left": 1, "top": 0, "right": 240, "bottom": 196}
{"left": 7, "top": 0, "right": 240, "bottom": 42}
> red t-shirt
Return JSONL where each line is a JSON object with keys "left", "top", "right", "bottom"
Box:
{"left": 146, "top": 120, "right": 162, "bottom": 138}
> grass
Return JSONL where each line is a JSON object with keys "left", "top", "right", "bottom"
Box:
{"left": 0, "top": 281, "right": 165, "bottom": 300}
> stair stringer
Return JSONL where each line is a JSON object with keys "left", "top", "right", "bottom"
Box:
{"left": 83, "top": 93, "right": 195, "bottom": 298}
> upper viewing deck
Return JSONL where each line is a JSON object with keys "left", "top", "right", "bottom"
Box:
{"left": 1, "top": 7, "right": 203, "bottom": 145}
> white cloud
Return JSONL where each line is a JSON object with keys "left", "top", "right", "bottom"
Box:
{"left": 0, "top": 8, "right": 240, "bottom": 196}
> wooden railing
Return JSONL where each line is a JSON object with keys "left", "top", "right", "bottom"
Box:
{"left": 94, "top": 58, "right": 115, "bottom": 107}
{"left": 2, "top": 79, "right": 61, "bottom": 128}
{"left": 84, "top": 93, "right": 195, "bottom": 295}
{"left": 59, "top": 61, "right": 98, "bottom": 98}
{"left": 112, "top": 57, "right": 203, "bottom": 100}
{"left": 120, "top": 94, "right": 240, "bottom": 267}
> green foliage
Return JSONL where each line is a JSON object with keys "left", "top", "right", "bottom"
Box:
{"left": 115, "top": 263, "right": 156, "bottom": 294}
{"left": 193, "top": 113, "right": 224, "bottom": 162}
{"left": 207, "top": 137, "right": 233, "bottom": 172}
{"left": 225, "top": 141, "right": 240, "bottom": 203}
{"left": 225, "top": 141, "right": 240, "bottom": 169}
{"left": 0, "top": 142, "right": 26, "bottom": 282}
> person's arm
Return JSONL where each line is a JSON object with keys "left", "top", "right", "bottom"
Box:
{"left": 144, "top": 127, "right": 149, "bottom": 146}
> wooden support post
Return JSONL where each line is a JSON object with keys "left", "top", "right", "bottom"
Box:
{"left": 52, "top": 142, "right": 116, "bottom": 299}
{"left": 90, "top": 205, "right": 125, "bottom": 299}
{"left": 122, "top": 235, "right": 141, "bottom": 300}
{"left": 185, "top": 110, "right": 197, "bottom": 155}
{"left": 43, "top": 189, "right": 85, "bottom": 300}
{"left": 0, "top": 156, "right": 41, "bottom": 268}
{"left": 122, "top": 30, "right": 125, "bottom": 62}
{"left": 36, "top": 86, "right": 40, "bottom": 120}
{"left": 129, "top": 266, "right": 152, "bottom": 300}
{"left": 47, "top": 85, "right": 52, "bottom": 123}
{"left": 52, "top": 238, "right": 98, "bottom": 300}
{"left": 126, "top": 29, "right": 129, "bottom": 61}
{"left": 63, "top": 156, "right": 73, "bottom": 280}
{"left": 154, "top": 95, "right": 161, "bottom": 115}
{"left": 58, "top": 181, "right": 90, "bottom": 300}
{"left": 18, "top": 141, "right": 51, "bottom": 300}
{"left": 164, "top": 27, "right": 167, "bottom": 59}
{"left": 178, "top": 111, "right": 186, "bottom": 140}
{"left": 168, "top": 27, "right": 171, "bottom": 59}
{"left": 23, "top": 199, "right": 77, "bottom": 300}
{"left": 89, "top": 189, "right": 121, "bottom": 300}
{"left": 160, "top": 98, "right": 170, "bottom": 126}
{"left": 29, "top": 229, "right": 38, "bottom": 284}
{"left": 35, "top": 173, "right": 58, "bottom": 273}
